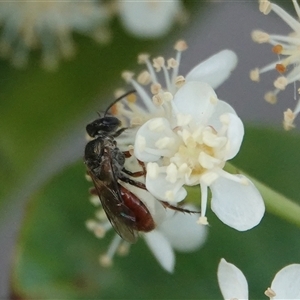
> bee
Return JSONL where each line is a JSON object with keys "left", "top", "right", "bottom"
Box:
{"left": 84, "top": 91, "right": 199, "bottom": 243}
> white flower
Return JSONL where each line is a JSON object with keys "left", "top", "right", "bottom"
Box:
{"left": 117, "top": 1, "right": 186, "bottom": 39}
{"left": 0, "top": 1, "right": 111, "bottom": 70}
{"left": 217, "top": 258, "right": 300, "bottom": 300}
{"left": 134, "top": 81, "right": 264, "bottom": 231}
{"left": 109, "top": 40, "right": 263, "bottom": 231}
{"left": 251, "top": 0, "right": 300, "bottom": 130}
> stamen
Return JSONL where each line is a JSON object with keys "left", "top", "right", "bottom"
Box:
{"left": 264, "top": 91, "right": 278, "bottom": 104}
{"left": 117, "top": 242, "right": 130, "bottom": 256}
{"left": 264, "top": 287, "right": 276, "bottom": 299}
{"left": 272, "top": 44, "right": 283, "bottom": 54}
{"left": 175, "top": 75, "right": 185, "bottom": 88}
{"left": 151, "top": 83, "right": 162, "bottom": 94}
{"left": 152, "top": 93, "right": 164, "bottom": 106}
{"left": 199, "top": 183, "right": 208, "bottom": 220}
{"left": 137, "top": 70, "right": 151, "bottom": 85}
{"left": 163, "top": 92, "right": 173, "bottom": 102}
{"left": 283, "top": 108, "right": 296, "bottom": 130}
{"left": 95, "top": 209, "right": 108, "bottom": 221}
{"left": 99, "top": 255, "right": 113, "bottom": 267}
{"left": 137, "top": 53, "right": 150, "bottom": 64}
{"left": 99, "top": 234, "right": 122, "bottom": 267}
{"left": 138, "top": 53, "right": 158, "bottom": 83}
{"left": 275, "top": 63, "right": 286, "bottom": 73}
{"left": 293, "top": 0, "right": 300, "bottom": 19}
{"left": 121, "top": 71, "right": 134, "bottom": 83}
{"left": 259, "top": 0, "right": 271, "bottom": 15}
{"left": 251, "top": 30, "right": 270, "bottom": 43}
{"left": 172, "top": 40, "right": 187, "bottom": 89}
{"left": 122, "top": 74, "right": 155, "bottom": 112}
{"left": 85, "top": 219, "right": 98, "bottom": 231}
{"left": 274, "top": 76, "right": 288, "bottom": 90}
{"left": 93, "top": 225, "right": 107, "bottom": 238}
{"left": 85, "top": 173, "right": 92, "bottom": 182}
{"left": 153, "top": 56, "right": 165, "bottom": 72}
{"left": 174, "top": 40, "right": 188, "bottom": 52}
{"left": 167, "top": 58, "right": 178, "bottom": 69}
{"left": 250, "top": 68, "right": 260, "bottom": 82}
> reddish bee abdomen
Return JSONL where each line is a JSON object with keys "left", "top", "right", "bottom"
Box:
{"left": 120, "top": 186, "right": 155, "bottom": 232}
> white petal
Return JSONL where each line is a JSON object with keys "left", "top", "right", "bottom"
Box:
{"left": 173, "top": 81, "right": 217, "bottom": 125}
{"left": 143, "top": 230, "right": 175, "bottom": 273}
{"left": 224, "top": 113, "right": 244, "bottom": 160}
{"left": 207, "top": 99, "right": 237, "bottom": 131}
{"left": 210, "top": 175, "right": 265, "bottom": 231}
{"left": 271, "top": 264, "right": 300, "bottom": 299}
{"left": 159, "top": 205, "right": 208, "bottom": 252}
{"left": 118, "top": 1, "right": 180, "bottom": 38}
{"left": 185, "top": 50, "right": 238, "bottom": 89}
{"left": 134, "top": 118, "right": 178, "bottom": 162}
{"left": 217, "top": 258, "right": 249, "bottom": 300}
{"left": 146, "top": 173, "right": 187, "bottom": 202}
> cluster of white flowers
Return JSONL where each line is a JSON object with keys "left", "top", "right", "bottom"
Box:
{"left": 218, "top": 258, "right": 300, "bottom": 299}
{"left": 251, "top": 0, "right": 300, "bottom": 130}
{"left": 0, "top": 1, "right": 111, "bottom": 70}
{"left": 0, "top": 1, "right": 184, "bottom": 70}
{"left": 86, "top": 40, "right": 265, "bottom": 272}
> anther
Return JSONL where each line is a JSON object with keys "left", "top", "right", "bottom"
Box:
{"left": 250, "top": 68, "right": 260, "bottom": 82}
{"left": 264, "top": 287, "right": 276, "bottom": 299}
{"left": 121, "top": 71, "right": 134, "bottom": 82}
{"left": 175, "top": 75, "right": 185, "bottom": 87}
{"left": 275, "top": 63, "right": 286, "bottom": 73}
{"left": 259, "top": 0, "right": 271, "bottom": 15}
{"left": 174, "top": 40, "right": 188, "bottom": 52}
{"left": 251, "top": 30, "right": 270, "bottom": 43}
{"left": 153, "top": 57, "right": 165, "bottom": 72}
{"left": 272, "top": 44, "right": 283, "bottom": 54}
{"left": 167, "top": 58, "right": 178, "bottom": 69}
{"left": 137, "top": 53, "right": 150, "bottom": 64}
{"left": 274, "top": 76, "right": 288, "bottom": 90}
{"left": 137, "top": 70, "right": 151, "bottom": 85}
{"left": 264, "top": 92, "right": 277, "bottom": 104}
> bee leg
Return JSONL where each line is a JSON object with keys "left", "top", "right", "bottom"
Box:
{"left": 122, "top": 151, "right": 147, "bottom": 175}
{"left": 160, "top": 201, "right": 201, "bottom": 214}
{"left": 122, "top": 168, "right": 145, "bottom": 177}
{"left": 119, "top": 174, "right": 147, "bottom": 190}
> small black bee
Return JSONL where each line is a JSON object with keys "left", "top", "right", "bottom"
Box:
{"left": 85, "top": 90, "right": 156, "bottom": 243}
{"left": 84, "top": 91, "right": 199, "bottom": 243}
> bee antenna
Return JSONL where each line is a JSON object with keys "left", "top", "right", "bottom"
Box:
{"left": 104, "top": 89, "right": 136, "bottom": 116}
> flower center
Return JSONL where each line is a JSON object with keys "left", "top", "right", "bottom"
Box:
{"left": 168, "top": 126, "right": 224, "bottom": 184}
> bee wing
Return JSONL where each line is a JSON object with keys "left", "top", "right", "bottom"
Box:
{"left": 89, "top": 171, "right": 138, "bottom": 244}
